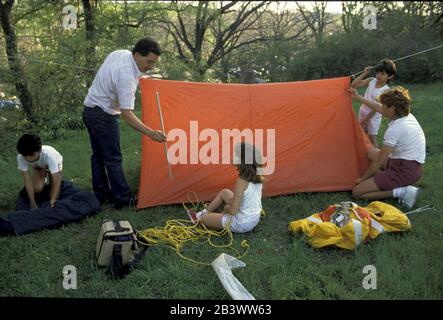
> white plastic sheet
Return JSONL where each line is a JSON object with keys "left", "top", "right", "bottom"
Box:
{"left": 211, "top": 253, "right": 255, "bottom": 300}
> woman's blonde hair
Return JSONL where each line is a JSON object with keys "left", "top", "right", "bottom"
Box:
{"left": 234, "top": 142, "right": 265, "bottom": 184}
{"left": 379, "top": 86, "right": 411, "bottom": 117}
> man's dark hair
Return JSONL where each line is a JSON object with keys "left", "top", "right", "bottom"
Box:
{"left": 17, "top": 134, "right": 42, "bottom": 156}
{"left": 375, "top": 58, "right": 397, "bottom": 82}
{"left": 132, "top": 37, "right": 161, "bottom": 56}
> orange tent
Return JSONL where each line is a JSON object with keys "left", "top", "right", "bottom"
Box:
{"left": 137, "top": 77, "right": 371, "bottom": 209}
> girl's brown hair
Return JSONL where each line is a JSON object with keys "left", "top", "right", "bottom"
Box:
{"left": 379, "top": 86, "right": 411, "bottom": 117}
{"left": 234, "top": 142, "right": 265, "bottom": 184}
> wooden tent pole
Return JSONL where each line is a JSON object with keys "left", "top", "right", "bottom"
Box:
{"left": 155, "top": 91, "right": 173, "bottom": 180}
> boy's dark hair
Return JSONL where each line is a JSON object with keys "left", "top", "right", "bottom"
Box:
{"left": 17, "top": 134, "right": 42, "bottom": 156}
{"left": 132, "top": 37, "right": 161, "bottom": 56}
{"left": 235, "top": 142, "right": 265, "bottom": 184}
{"left": 375, "top": 58, "right": 397, "bottom": 82}
{"left": 379, "top": 86, "right": 411, "bottom": 117}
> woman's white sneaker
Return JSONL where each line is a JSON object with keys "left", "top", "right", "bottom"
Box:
{"left": 401, "top": 186, "right": 420, "bottom": 210}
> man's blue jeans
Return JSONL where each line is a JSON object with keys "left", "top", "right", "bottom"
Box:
{"left": 82, "top": 106, "right": 132, "bottom": 206}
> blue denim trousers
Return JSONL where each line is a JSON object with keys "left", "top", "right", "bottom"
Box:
{"left": 82, "top": 106, "right": 132, "bottom": 206}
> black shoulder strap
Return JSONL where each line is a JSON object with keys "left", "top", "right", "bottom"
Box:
{"left": 113, "top": 220, "right": 129, "bottom": 233}
{"left": 106, "top": 244, "right": 126, "bottom": 279}
{"left": 105, "top": 244, "right": 148, "bottom": 280}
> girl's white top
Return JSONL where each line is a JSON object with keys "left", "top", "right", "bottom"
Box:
{"left": 359, "top": 78, "right": 389, "bottom": 120}
{"left": 236, "top": 182, "right": 262, "bottom": 224}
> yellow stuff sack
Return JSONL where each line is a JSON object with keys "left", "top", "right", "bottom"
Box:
{"left": 288, "top": 201, "right": 411, "bottom": 250}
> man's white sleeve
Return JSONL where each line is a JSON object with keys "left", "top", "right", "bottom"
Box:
{"left": 116, "top": 67, "right": 137, "bottom": 110}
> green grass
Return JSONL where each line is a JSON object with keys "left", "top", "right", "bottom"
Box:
{"left": 0, "top": 83, "right": 442, "bottom": 299}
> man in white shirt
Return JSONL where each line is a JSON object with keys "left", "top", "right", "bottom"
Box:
{"left": 82, "top": 37, "right": 166, "bottom": 209}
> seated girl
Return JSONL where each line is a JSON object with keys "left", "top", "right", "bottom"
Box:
{"left": 187, "top": 142, "right": 264, "bottom": 233}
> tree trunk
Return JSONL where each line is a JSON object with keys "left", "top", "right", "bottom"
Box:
{"left": 0, "top": 0, "right": 35, "bottom": 119}
{"left": 159, "top": 1, "right": 270, "bottom": 80}
{"left": 82, "top": 0, "right": 96, "bottom": 87}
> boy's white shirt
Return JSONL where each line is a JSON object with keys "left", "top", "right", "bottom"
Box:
{"left": 384, "top": 113, "right": 426, "bottom": 164}
{"left": 17, "top": 145, "right": 63, "bottom": 174}
{"left": 83, "top": 50, "right": 142, "bottom": 115}
{"left": 359, "top": 78, "right": 389, "bottom": 120}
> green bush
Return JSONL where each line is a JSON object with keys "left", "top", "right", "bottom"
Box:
{"left": 0, "top": 108, "right": 31, "bottom": 161}
{"left": 286, "top": 25, "right": 442, "bottom": 83}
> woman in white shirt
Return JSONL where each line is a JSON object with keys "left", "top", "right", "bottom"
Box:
{"left": 348, "top": 86, "right": 426, "bottom": 210}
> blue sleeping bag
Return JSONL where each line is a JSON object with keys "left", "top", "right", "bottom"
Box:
{"left": 6, "top": 180, "right": 101, "bottom": 235}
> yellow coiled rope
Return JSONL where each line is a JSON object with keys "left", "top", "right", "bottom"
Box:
{"left": 135, "top": 191, "right": 251, "bottom": 266}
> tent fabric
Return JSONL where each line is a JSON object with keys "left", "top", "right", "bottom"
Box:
{"left": 137, "top": 77, "right": 372, "bottom": 209}
{"left": 7, "top": 180, "right": 101, "bottom": 235}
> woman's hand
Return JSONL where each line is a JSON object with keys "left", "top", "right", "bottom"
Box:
{"left": 360, "top": 119, "right": 369, "bottom": 131}
{"left": 347, "top": 87, "right": 361, "bottom": 101}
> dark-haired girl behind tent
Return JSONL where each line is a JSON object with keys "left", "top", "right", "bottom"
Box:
{"left": 352, "top": 58, "right": 397, "bottom": 148}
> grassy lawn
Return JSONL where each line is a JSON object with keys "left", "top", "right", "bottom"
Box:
{"left": 0, "top": 82, "right": 442, "bottom": 299}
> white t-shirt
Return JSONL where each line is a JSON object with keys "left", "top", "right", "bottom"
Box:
{"left": 383, "top": 114, "right": 426, "bottom": 164}
{"left": 235, "top": 182, "right": 263, "bottom": 224}
{"left": 359, "top": 78, "right": 389, "bottom": 121}
{"left": 17, "top": 145, "right": 63, "bottom": 174}
{"left": 84, "top": 50, "right": 142, "bottom": 115}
